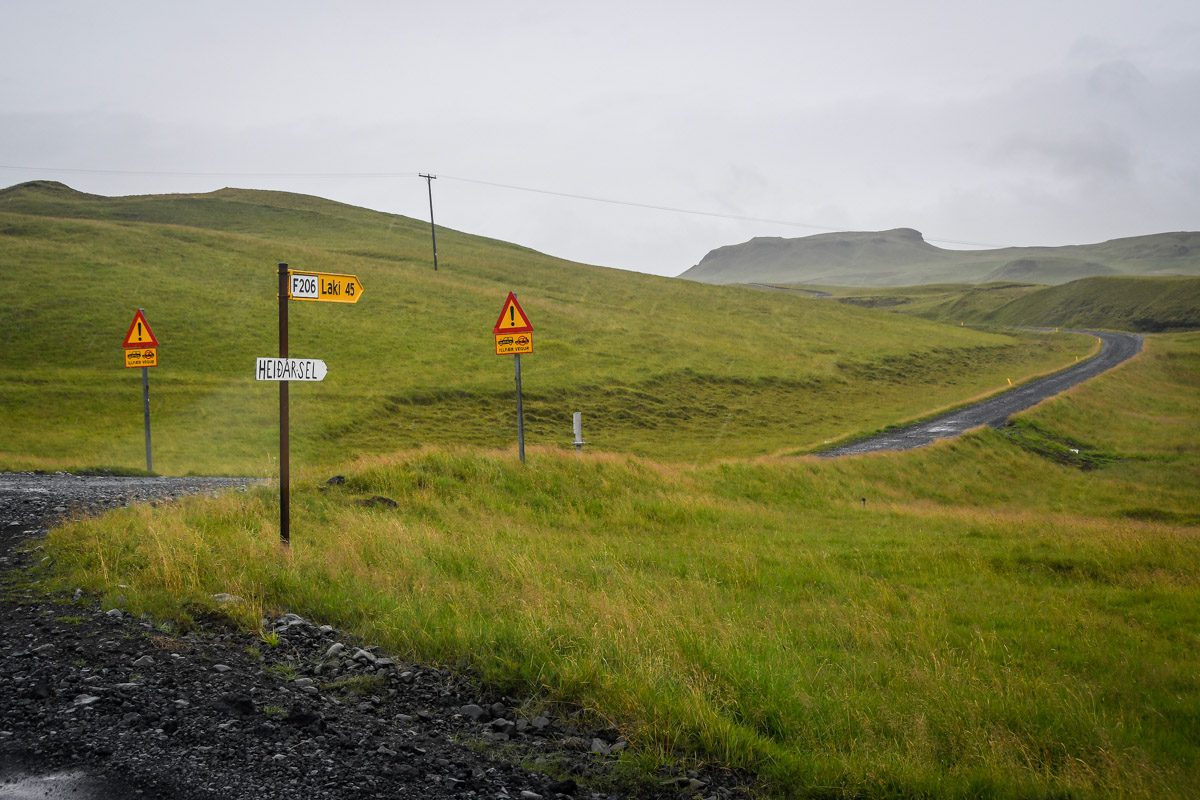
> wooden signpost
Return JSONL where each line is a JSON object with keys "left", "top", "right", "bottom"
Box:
{"left": 121, "top": 308, "right": 158, "bottom": 473}
{"left": 493, "top": 292, "right": 533, "bottom": 463}
{"left": 267, "top": 264, "right": 363, "bottom": 547}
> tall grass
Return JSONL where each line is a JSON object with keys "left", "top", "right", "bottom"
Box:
{"left": 42, "top": 334, "right": 1200, "bottom": 798}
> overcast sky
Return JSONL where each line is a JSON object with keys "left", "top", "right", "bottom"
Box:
{"left": 2, "top": 1, "right": 1198, "bottom": 276}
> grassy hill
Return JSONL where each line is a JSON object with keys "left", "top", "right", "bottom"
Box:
{"left": 7, "top": 180, "right": 1198, "bottom": 797}
{"left": 681, "top": 227, "right": 1200, "bottom": 286}
{"left": 0, "top": 181, "right": 1091, "bottom": 474}
{"left": 820, "top": 276, "right": 1200, "bottom": 332}
{"left": 979, "top": 276, "right": 1200, "bottom": 331}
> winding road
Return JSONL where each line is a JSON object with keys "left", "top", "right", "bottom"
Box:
{"left": 819, "top": 330, "right": 1143, "bottom": 457}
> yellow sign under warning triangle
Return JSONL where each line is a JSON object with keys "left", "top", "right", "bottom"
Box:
{"left": 492, "top": 292, "right": 533, "bottom": 334}
{"left": 125, "top": 348, "right": 158, "bottom": 368}
{"left": 122, "top": 309, "right": 159, "bottom": 349}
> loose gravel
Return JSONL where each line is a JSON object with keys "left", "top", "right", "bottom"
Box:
{"left": 0, "top": 473, "right": 746, "bottom": 800}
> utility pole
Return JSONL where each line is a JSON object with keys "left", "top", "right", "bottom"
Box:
{"left": 419, "top": 173, "right": 439, "bottom": 272}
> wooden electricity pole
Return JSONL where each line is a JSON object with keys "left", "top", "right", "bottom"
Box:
{"left": 419, "top": 173, "right": 439, "bottom": 272}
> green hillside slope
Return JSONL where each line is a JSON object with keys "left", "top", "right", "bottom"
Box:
{"left": 823, "top": 277, "right": 1200, "bottom": 332}
{"left": 981, "top": 276, "right": 1200, "bottom": 331}
{"left": 0, "top": 181, "right": 1091, "bottom": 474}
{"left": 681, "top": 228, "right": 1200, "bottom": 286}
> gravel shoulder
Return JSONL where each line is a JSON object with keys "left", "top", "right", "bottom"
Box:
{"left": 0, "top": 474, "right": 742, "bottom": 800}
{"left": 819, "top": 330, "right": 1143, "bottom": 456}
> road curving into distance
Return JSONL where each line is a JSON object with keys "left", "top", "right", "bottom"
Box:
{"left": 819, "top": 330, "right": 1143, "bottom": 457}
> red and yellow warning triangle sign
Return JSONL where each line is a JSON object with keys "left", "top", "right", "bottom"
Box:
{"left": 492, "top": 292, "right": 533, "bottom": 334}
{"left": 122, "top": 309, "right": 159, "bottom": 349}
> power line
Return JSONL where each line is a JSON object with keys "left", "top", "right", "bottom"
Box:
{"left": 0, "top": 162, "right": 1004, "bottom": 248}
{"left": 438, "top": 173, "right": 847, "bottom": 235}
{"left": 439, "top": 175, "right": 1004, "bottom": 248}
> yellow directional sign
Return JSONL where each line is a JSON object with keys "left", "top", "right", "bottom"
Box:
{"left": 495, "top": 333, "right": 533, "bottom": 355}
{"left": 288, "top": 270, "right": 364, "bottom": 303}
{"left": 125, "top": 348, "right": 158, "bottom": 368}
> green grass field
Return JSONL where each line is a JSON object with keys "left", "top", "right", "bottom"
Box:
{"left": 41, "top": 332, "right": 1200, "bottom": 799}
{"left": 7, "top": 182, "right": 1198, "bottom": 798}
{"left": 0, "top": 182, "right": 1091, "bottom": 473}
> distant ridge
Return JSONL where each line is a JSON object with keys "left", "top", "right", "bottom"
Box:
{"left": 681, "top": 228, "right": 1200, "bottom": 287}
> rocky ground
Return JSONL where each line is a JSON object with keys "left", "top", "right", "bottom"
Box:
{"left": 0, "top": 473, "right": 747, "bottom": 800}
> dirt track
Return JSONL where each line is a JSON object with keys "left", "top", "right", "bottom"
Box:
{"left": 819, "top": 331, "right": 1143, "bottom": 456}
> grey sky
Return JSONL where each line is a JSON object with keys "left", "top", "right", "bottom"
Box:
{"left": 2, "top": 0, "right": 1198, "bottom": 276}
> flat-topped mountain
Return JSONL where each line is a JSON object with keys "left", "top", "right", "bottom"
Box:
{"left": 680, "top": 228, "right": 1200, "bottom": 286}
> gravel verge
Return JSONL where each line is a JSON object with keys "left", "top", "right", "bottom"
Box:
{"left": 0, "top": 473, "right": 746, "bottom": 800}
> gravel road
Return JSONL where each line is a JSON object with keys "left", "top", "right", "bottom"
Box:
{"left": 0, "top": 474, "right": 740, "bottom": 800}
{"left": 819, "top": 331, "right": 1143, "bottom": 456}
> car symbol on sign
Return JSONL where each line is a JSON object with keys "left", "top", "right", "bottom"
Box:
{"left": 497, "top": 337, "right": 514, "bottom": 346}
{"left": 515, "top": 335, "right": 530, "bottom": 345}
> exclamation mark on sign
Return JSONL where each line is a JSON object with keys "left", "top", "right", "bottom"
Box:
{"left": 138, "top": 322, "right": 143, "bottom": 339}
{"left": 510, "top": 307, "right": 515, "bottom": 325}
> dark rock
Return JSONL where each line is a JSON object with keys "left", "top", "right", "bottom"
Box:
{"left": 460, "top": 703, "right": 488, "bottom": 722}
{"left": 356, "top": 495, "right": 399, "bottom": 509}
{"left": 218, "top": 692, "right": 255, "bottom": 717}
{"left": 351, "top": 648, "right": 377, "bottom": 665}
{"left": 548, "top": 778, "right": 578, "bottom": 795}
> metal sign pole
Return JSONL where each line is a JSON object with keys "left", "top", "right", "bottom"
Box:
{"left": 277, "top": 263, "right": 290, "bottom": 547}
{"left": 514, "top": 353, "right": 526, "bottom": 464}
{"left": 141, "top": 365, "right": 152, "bottom": 473}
